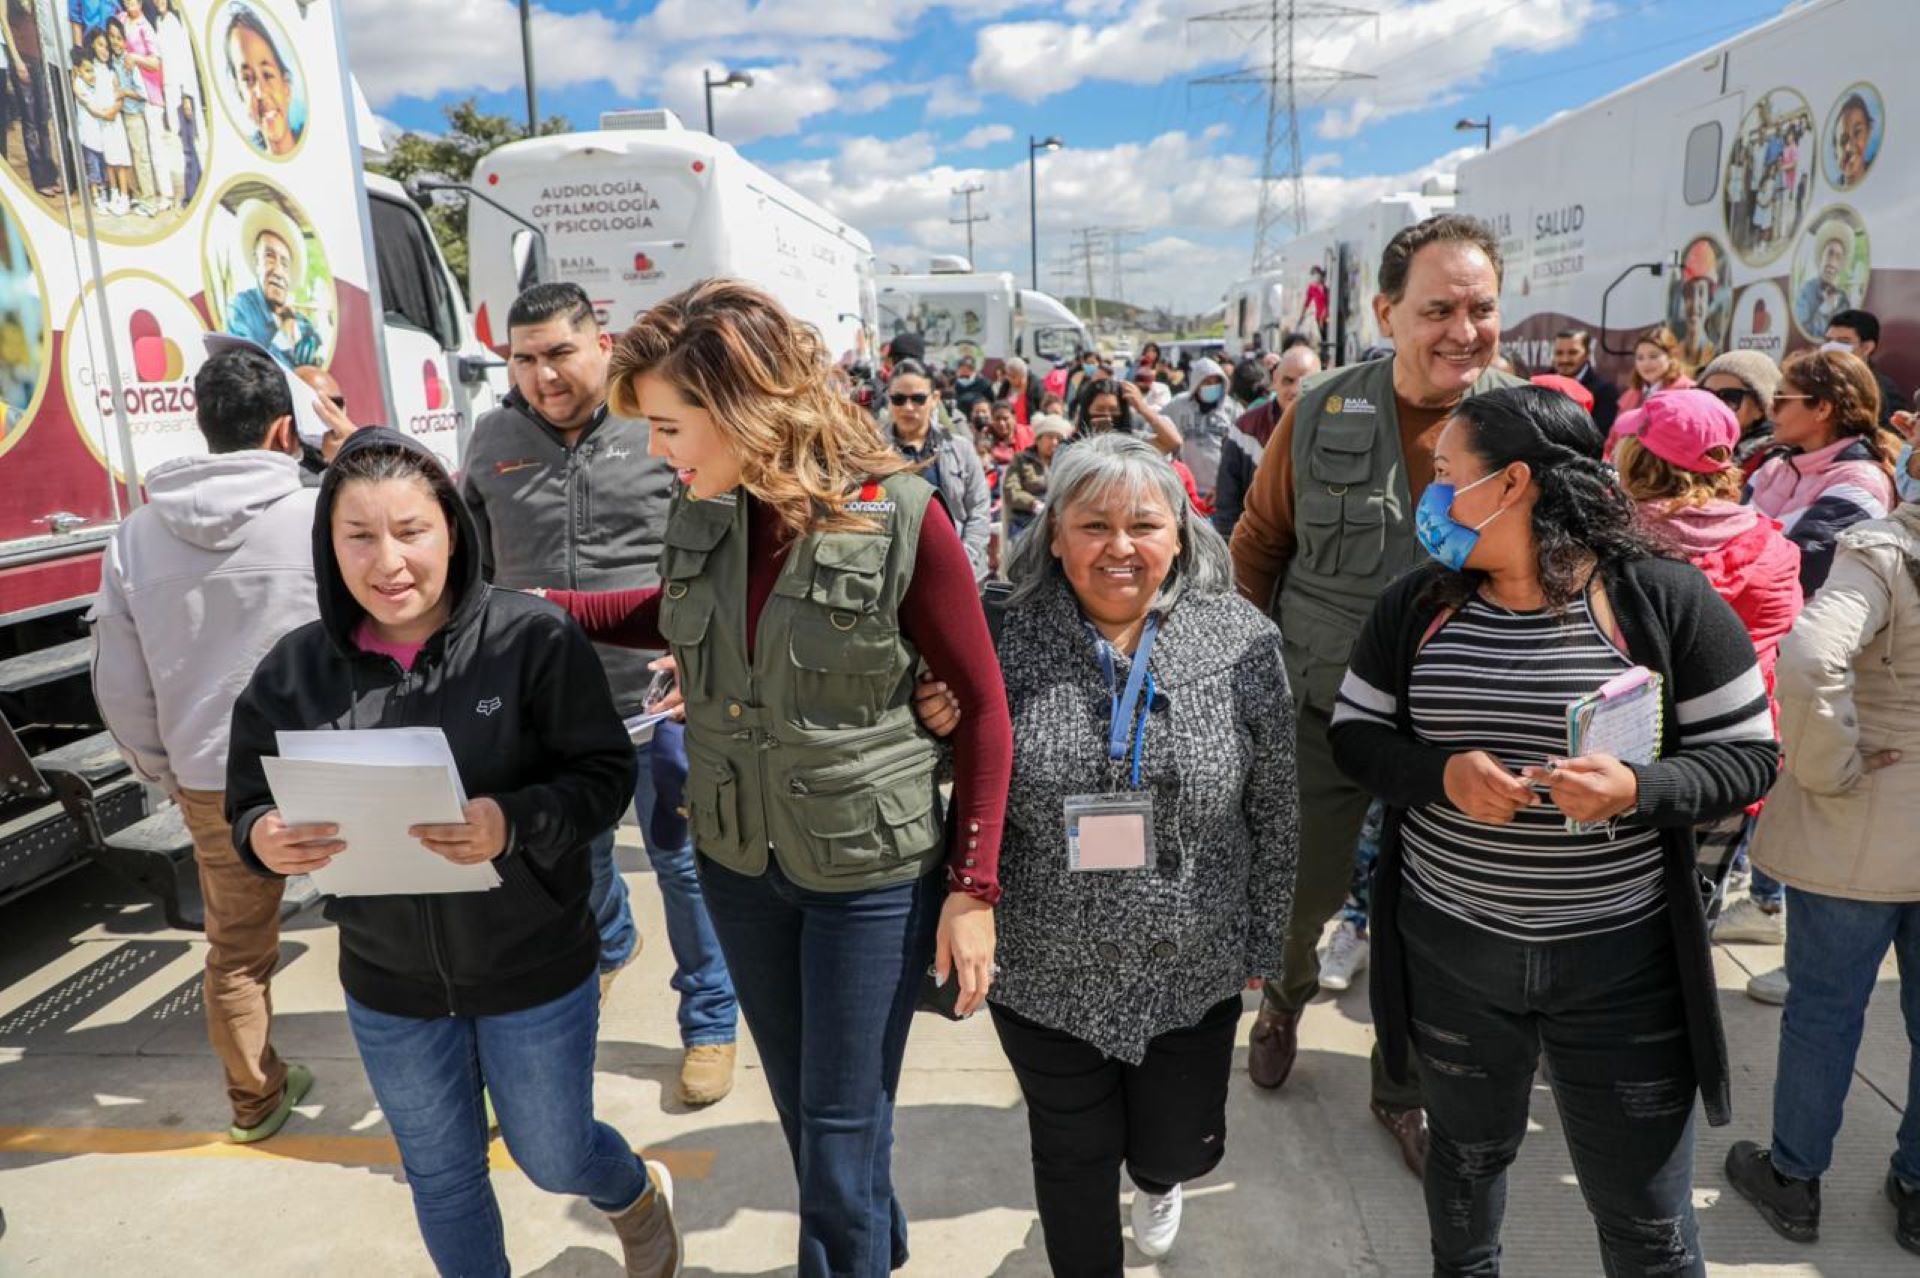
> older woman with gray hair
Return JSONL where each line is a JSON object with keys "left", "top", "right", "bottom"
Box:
{"left": 917, "top": 432, "right": 1298, "bottom": 1273}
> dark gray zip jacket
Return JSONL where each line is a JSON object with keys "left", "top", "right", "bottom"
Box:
{"left": 460, "top": 389, "right": 674, "bottom": 712}
{"left": 226, "top": 428, "right": 636, "bottom": 1019}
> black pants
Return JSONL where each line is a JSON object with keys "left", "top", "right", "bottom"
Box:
{"left": 990, "top": 995, "right": 1240, "bottom": 1278}
{"left": 1400, "top": 890, "right": 1704, "bottom": 1278}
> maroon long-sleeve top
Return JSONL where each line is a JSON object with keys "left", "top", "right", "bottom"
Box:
{"left": 547, "top": 494, "right": 1012, "bottom": 903}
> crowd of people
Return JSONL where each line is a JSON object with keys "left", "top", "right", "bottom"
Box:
{"left": 81, "top": 206, "right": 1920, "bottom": 1278}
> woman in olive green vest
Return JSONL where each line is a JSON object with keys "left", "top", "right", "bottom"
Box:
{"left": 546, "top": 280, "right": 1013, "bottom": 1278}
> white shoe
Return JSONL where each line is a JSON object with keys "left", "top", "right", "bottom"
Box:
{"left": 1319, "top": 921, "right": 1370, "bottom": 993}
{"left": 1131, "top": 1179, "right": 1182, "bottom": 1259}
{"left": 1747, "top": 967, "right": 1790, "bottom": 1006}
{"left": 1714, "top": 897, "right": 1786, "bottom": 944}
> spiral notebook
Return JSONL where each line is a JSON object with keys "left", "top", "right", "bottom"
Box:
{"left": 1564, "top": 666, "right": 1663, "bottom": 833}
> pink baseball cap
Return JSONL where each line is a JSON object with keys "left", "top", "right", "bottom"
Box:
{"left": 1614, "top": 388, "right": 1740, "bottom": 473}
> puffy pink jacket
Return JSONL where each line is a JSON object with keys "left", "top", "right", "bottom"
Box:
{"left": 1746, "top": 435, "right": 1897, "bottom": 594}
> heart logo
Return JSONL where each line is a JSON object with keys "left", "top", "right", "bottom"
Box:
{"left": 129, "top": 308, "right": 183, "bottom": 383}
{"left": 422, "top": 359, "right": 446, "bottom": 411}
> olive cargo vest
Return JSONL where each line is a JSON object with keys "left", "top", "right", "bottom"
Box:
{"left": 1278, "top": 357, "right": 1522, "bottom": 711}
{"left": 657, "top": 473, "right": 945, "bottom": 893}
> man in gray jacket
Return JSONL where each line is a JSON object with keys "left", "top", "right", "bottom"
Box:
{"left": 460, "top": 283, "right": 739, "bottom": 1105}
{"left": 91, "top": 346, "right": 345, "bottom": 1144}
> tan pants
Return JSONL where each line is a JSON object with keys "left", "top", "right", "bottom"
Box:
{"left": 177, "top": 788, "right": 288, "bottom": 1128}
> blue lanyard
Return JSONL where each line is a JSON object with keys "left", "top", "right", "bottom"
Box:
{"left": 1096, "top": 615, "right": 1160, "bottom": 790}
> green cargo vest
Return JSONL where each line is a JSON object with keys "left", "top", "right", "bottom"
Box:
{"left": 656, "top": 473, "right": 945, "bottom": 893}
{"left": 1277, "top": 356, "right": 1523, "bottom": 711}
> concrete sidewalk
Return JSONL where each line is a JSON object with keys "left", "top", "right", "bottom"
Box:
{"left": 2, "top": 828, "right": 1915, "bottom": 1276}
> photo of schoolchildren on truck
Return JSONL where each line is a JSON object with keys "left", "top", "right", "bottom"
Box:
{"left": 1724, "top": 88, "right": 1816, "bottom": 265}
{"left": 0, "top": 0, "right": 210, "bottom": 238}
{"left": 0, "top": 198, "right": 46, "bottom": 445}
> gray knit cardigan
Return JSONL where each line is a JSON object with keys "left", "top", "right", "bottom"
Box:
{"left": 988, "top": 575, "right": 1299, "bottom": 1062}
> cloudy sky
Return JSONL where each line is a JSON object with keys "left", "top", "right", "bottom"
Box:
{"left": 349, "top": 0, "right": 1787, "bottom": 315}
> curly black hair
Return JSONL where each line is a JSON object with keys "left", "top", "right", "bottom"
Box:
{"left": 1425, "top": 384, "right": 1664, "bottom": 610}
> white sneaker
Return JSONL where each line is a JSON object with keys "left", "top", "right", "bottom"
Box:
{"left": 1747, "top": 967, "right": 1790, "bottom": 1006}
{"left": 1714, "top": 897, "right": 1786, "bottom": 944}
{"left": 1131, "top": 1179, "right": 1182, "bottom": 1259}
{"left": 1319, "top": 921, "right": 1370, "bottom": 993}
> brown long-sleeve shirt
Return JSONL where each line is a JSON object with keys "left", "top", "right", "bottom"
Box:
{"left": 1228, "top": 393, "right": 1457, "bottom": 610}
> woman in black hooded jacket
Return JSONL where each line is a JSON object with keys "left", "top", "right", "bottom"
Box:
{"left": 224, "top": 429, "right": 679, "bottom": 1278}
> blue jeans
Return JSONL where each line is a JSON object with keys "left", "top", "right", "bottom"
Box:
{"left": 1770, "top": 886, "right": 1920, "bottom": 1184}
{"left": 697, "top": 856, "right": 941, "bottom": 1278}
{"left": 345, "top": 976, "right": 651, "bottom": 1278}
{"left": 593, "top": 725, "right": 738, "bottom": 1046}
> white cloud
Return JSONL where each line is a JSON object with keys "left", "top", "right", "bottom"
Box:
{"left": 344, "top": 0, "right": 654, "bottom": 104}
{"left": 956, "top": 124, "right": 1015, "bottom": 150}
{"left": 968, "top": 0, "right": 1599, "bottom": 141}
{"left": 775, "top": 129, "right": 1475, "bottom": 312}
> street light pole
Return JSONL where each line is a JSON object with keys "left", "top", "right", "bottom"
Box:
{"left": 1455, "top": 115, "right": 1491, "bottom": 151}
{"left": 518, "top": 0, "right": 538, "bottom": 134}
{"left": 704, "top": 69, "right": 756, "bottom": 137}
{"left": 950, "top": 181, "right": 987, "bottom": 267}
{"left": 1028, "top": 134, "right": 1062, "bottom": 291}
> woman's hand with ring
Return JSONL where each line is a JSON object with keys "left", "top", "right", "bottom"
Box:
{"left": 935, "top": 893, "right": 996, "bottom": 1017}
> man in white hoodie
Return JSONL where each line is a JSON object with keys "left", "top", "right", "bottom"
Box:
{"left": 90, "top": 345, "right": 346, "bottom": 1144}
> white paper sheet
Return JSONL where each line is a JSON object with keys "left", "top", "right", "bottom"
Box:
{"left": 261, "top": 754, "right": 499, "bottom": 897}
{"left": 622, "top": 710, "right": 676, "bottom": 744}
{"left": 277, "top": 728, "right": 470, "bottom": 806}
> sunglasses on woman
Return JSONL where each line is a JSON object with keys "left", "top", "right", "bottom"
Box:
{"left": 889, "top": 392, "right": 930, "bottom": 407}
{"left": 1771, "top": 392, "right": 1815, "bottom": 412}
{"left": 1708, "top": 387, "right": 1752, "bottom": 410}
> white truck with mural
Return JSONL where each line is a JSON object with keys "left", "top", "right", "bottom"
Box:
{"left": 0, "top": 0, "right": 493, "bottom": 919}
{"left": 466, "top": 109, "right": 878, "bottom": 366}
{"left": 1272, "top": 182, "right": 1457, "bottom": 367}
{"left": 1454, "top": 0, "right": 1914, "bottom": 394}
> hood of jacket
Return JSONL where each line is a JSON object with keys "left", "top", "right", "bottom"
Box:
{"left": 312, "top": 427, "right": 485, "bottom": 658}
{"left": 144, "top": 450, "right": 308, "bottom": 552}
{"left": 1189, "top": 356, "right": 1225, "bottom": 387}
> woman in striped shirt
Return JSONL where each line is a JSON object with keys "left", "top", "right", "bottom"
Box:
{"left": 1328, "top": 386, "right": 1779, "bottom": 1277}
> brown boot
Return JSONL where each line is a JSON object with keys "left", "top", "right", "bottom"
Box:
{"left": 607, "top": 1160, "right": 682, "bottom": 1277}
{"left": 1247, "top": 1005, "right": 1302, "bottom": 1090}
{"left": 677, "top": 1043, "right": 736, "bottom": 1106}
{"left": 1370, "top": 1102, "right": 1429, "bottom": 1179}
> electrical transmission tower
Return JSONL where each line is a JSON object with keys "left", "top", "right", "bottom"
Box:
{"left": 949, "top": 182, "right": 988, "bottom": 266}
{"left": 1190, "top": 0, "right": 1375, "bottom": 272}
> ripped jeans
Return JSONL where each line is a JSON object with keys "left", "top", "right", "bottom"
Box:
{"left": 1400, "top": 889, "right": 1703, "bottom": 1278}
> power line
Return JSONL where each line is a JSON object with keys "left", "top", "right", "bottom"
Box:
{"left": 1190, "top": 0, "right": 1376, "bottom": 273}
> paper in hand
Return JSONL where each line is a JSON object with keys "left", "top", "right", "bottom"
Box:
{"left": 202, "top": 332, "right": 329, "bottom": 446}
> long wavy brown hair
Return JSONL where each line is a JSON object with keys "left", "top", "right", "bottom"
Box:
{"left": 1780, "top": 348, "right": 1898, "bottom": 472}
{"left": 608, "top": 280, "right": 910, "bottom": 535}
{"left": 1630, "top": 325, "right": 1689, "bottom": 393}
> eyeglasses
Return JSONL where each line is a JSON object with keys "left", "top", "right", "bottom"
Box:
{"left": 1708, "top": 387, "right": 1751, "bottom": 410}
{"left": 1770, "top": 392, "right": 1815, "bottom": 412}
{"left": 889, "top": 393, "right": 930, "bottom": 407}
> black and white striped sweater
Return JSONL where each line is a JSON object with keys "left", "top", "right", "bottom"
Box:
{"left": 1329, "top": 555, "right": 1779, "bottom": 1127}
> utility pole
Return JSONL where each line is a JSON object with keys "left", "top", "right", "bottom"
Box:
{"left": 949, "top": 182, "right": 988, "bottom": 265}
{"left": 1191, "top": 0, "right": 1375, "bottom": 272}
{"left": 1071, "top": 227, "right": 1107, "bottom": 332}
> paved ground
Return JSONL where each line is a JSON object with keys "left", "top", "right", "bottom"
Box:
{"left": 3, "top": 822, "right": 1917, "bottom": 1276}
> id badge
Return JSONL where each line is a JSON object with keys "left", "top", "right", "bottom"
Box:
{"left": 1065, "top": 793, "right": 1154, "bottom": 872}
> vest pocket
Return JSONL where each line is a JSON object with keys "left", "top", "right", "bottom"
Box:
{"left": 685, "top": 742, "right": 743, "bottom": 857}
{"left": 810, "top": 535, "right": 890, "bottom": 612}
{"left": 789, "top": 755, "right": 939, "bottom": 876}
{"left": 787, "top": 612, "right": 896, "bottom": 729}
{"left": 659, "top": 591, "right": 714, "bottom": 702}
{"left": 1298, "top": 421, "right": 1381, "bottom": 578}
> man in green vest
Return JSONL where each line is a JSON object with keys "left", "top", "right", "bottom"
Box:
{"left": 1230, "top": 214, "right": 1523, "bottom": 1178}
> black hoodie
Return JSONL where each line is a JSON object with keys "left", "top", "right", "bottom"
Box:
{"left": 225, "top": 428, "right": 637, "bottom": 1018}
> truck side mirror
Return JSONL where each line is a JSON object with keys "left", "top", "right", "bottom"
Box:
{"left": 512, "top": 230, "right": 542, "bottom": 290}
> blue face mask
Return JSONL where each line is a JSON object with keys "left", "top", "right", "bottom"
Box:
{"left": 1198, "top": 383, "right": 1224, "bottom": 406}
{"left": 1414, "top": 470, "right": 1508, "bottom": 571}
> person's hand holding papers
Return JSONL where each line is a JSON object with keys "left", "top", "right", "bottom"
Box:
{"left": 409, "top": 797, "right": 510, "bottom": 865}
{"left": 252, "top": 811, "right": 345, "bottom": 875}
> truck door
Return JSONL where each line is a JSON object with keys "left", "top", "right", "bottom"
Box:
{"left": 367, "top": 193, "right": 493, "bottom": 470}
